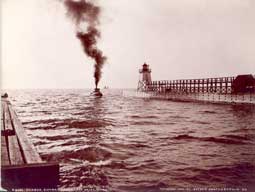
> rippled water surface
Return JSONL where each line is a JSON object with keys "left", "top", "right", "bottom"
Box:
{"left": 7, "top": 89, "right": 255, "bottom": 191}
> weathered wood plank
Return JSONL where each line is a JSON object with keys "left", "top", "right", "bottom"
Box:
{"left": 8, "top": 135, "right": 24, "bottom": 165}
{"left": 1, "top": 102, "right": 10, "bottom": 166}
{"left": 1, "top": 136, "right": 10, "bottom": 166}
{"left": 8, "top": 106, "right": 42, "bottom": 164}
{"left": 1, "top": 162, "right": 59, "bottom": 189}
{"left": 3, "top": 102, "right": 13, "bottom": 131}
{"left": 1, "top": 103, "right": 4, "bottom": 132}
{"left": 3, "top": 101, "right": 24, "bottom": 165}
{"left": 1, "top": 102, "right": 4, "bottom": 131}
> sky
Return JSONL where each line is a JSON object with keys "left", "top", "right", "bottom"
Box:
{"left": 1, "top": 0, "right": 255, "bottom": 89}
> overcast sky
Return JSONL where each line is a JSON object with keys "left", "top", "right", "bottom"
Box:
{"left": 2, "top": 0, "right": 255, "bottom": 89}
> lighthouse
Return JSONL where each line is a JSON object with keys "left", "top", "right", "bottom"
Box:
{"left": 137, "top": 63, "right": 152, "bottom": 91}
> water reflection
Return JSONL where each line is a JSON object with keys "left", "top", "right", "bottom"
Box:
{"left": 230, "top": 104, "right": 255, "bottom": 117}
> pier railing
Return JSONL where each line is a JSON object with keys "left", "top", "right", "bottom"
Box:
{"left": 144, "top": 77, "right": 236, "bottom": 94}
{"left": 136, "top": 75, "right": 255, "bottom": 104}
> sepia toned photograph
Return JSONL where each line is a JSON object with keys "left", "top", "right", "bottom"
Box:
{"left": 1, "top": 0, "right": 255, "bottom": 191}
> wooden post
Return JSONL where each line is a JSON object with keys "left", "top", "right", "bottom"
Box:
{"left": 197, "top": 79, "right": 200, "bottom": 93}
{"left": 202, "top": 79, "right": 204, "bottom": 93}
{"left": 214, "top": 78, "right": 217, "bottom": 93}
{"left": 206, "top": 79, "right": 209, "bottom": 92}
{"left": 220, "top": 78, "right": 223, "bottom": 94}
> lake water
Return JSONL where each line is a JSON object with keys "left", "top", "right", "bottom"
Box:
{"left": 6, "top": 89, "right": 255, "bottom": 191}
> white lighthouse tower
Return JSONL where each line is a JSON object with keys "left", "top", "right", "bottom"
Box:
{"left": 137, "top": 63, "right": 152, "bottom": 91}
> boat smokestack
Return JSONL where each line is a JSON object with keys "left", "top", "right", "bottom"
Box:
{"left": 64, "top": 0, "right": 107, "bottom": 89}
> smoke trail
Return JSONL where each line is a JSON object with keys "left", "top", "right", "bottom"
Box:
{"left": 64, "top": 0, "right": 107, "bottom": 88}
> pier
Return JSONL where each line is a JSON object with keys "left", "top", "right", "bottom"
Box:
{"left": 137, "top": 63, "right": 255, "bottom": 104}
{"left": 1, "top": 95, "right": 59, "bottom": 190}
{"left": 142, "top": 77, "right": 236, "bottom": 94}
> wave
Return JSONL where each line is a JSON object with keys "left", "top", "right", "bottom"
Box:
{"left": 23, "top": 118, "right": 63, "bottom": 125}
{"left": 229, "top": 128, "right": 255, "bottom": 133}
{"left": 35, "top": 134, "right": 80, "bottom": 141}
{"left": 169, "top": 115, "right": 189, "bottom": 119}
{"left": 129, "top": 115, "right": 159, "bottom": 119}
{"left": 23, "top": 118, "right": 114, "bottom": 130}
{"left": 64, "top": 120, "right": 113, "bottom": 128}
{"left": 100, "top": 142, "right": 151, "bottom": 152}
{"left": 33, "top": 140, "right": 50, "bottom": 146}
{"left": 60, "top": 164, "right": 109, "bottom": 188}
{"left": 172, "top": 134, "right": 248, "bottom": 145}
{"left": 189, "top": 120, "right": 211, "bottom": 125}
{"left": 200, "top": 110, "right": 217, "bottom": 114}
{"left": 220, "top": 134, "right": 251, "bottom": 140}
{"left": 175, "top": 163, "right": 255, "bottom": 187}
{"left": 69, "top": 158, "right": 112, "bottom": 167}
{"left": 131, "top": 121, "right": 162, "bottom": 125}
{"left": 116, "top": 181, "right": 169, "bottom": 192}
{"left": 42, "top": 146, "right": 112, "bottom": 163}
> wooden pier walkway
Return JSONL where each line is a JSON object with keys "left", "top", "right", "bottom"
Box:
{"left": 141, "top": 76, "right": 234, "bottom": 93}
{"left": 138, "top": 75, "right": 255, "bottom": 94}
{"left": 148, "top": 77, "right": 235, "bottom": 93}
{"left": 1, "top": 96, "right": 59, "bottom": 190}
{"left": 137, "top": 73, "right": 255, "bottom": 104}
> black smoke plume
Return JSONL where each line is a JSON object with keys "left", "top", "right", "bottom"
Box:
{"left": 64, "top": 0, "right": 107, "bottom": 88}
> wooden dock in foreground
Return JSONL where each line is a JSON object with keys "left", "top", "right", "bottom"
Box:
{"left": 1, "top": 96, "right": 59, "bottom": 190}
